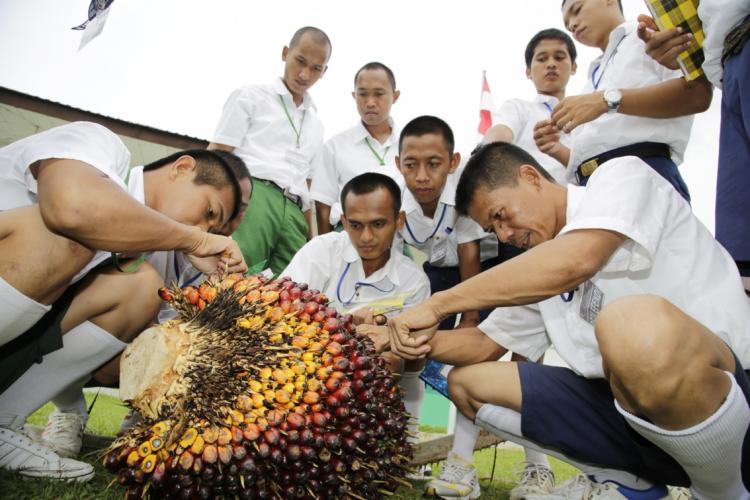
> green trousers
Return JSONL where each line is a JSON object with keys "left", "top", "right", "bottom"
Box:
{"left": 232, "top": 178, "right": 308, "bottom": 276}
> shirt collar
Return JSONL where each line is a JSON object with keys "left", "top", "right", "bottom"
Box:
{"left": 535, "top": 93, "right": 560, "bottom": 108}
{"left": 127, "top": 166, "right": 146, "bottom": 204}
{"left": 353, "top": 117, "right": 397, "bottom": 145}
{"left": 588, "top": 21, "right": 634, "bottom": 79}
{"left": 273, "top": 77, "right": 317, "bottom": 111}
{"left": 341, "top": 235, "right": 402, "bottom": 286}
{"left": 402, "top": 173, "right": 457, "bottom": 216}
{"left": 561, "top": 184, "right": 585, "bottom": 235}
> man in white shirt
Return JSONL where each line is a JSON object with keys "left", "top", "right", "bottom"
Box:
{"left": 388, "top": 142, "right": 750, "bottom": 499}
{"left": 534, "top": 0, "right": 713, "bottom": 202}
{"left": 0, "top": 122, "right": 247, "bottom": 482}
{"left": 636, "top": 1, "right": 750, "bottom": 293}
{"left": 209, "top": 26, "right": 331, "bottom": 275}
{"left": 311, "top": 62, "right": 402, "bottom": 234}
{"left": 282, "top": 172, "right": 430, "bottom": 457}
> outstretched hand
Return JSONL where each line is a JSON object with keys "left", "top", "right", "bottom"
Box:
{"left": 355, "top": 324, "right": 390, "bottom": 353}
{"left": 186, "top": 232, "right": 247, "bottom": 275}
{"left": 387, "top": 301, "right": 442, "bottom": 360}
{"left": 636, "top": 14, "right": 692, "bottom": 71}
{"left": 551, "top": 93, "right": 608, "bottom": 134}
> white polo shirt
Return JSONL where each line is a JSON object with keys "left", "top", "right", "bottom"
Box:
{"left": 566, "top": 21, "right": 694, "bottom": 178}
{"left": 310, "top": 120, "right": 401, "bottom": 226}
{"left": 281, "top": 231, "right": 431, "bottom": 317}
{"left": 493, "top": 94, "right": 569, "bottom": 185}
{"left": 211, "top": 78, "right": 325, "bottom": 209}
{"left": 400, "top": 174, "right": 498, "bottom": 268}
{"left": 699, "top": 0, "right": 750, "bottom": 88}
{"left": 0, "top": 121, "right": 137, "bottom": 283}
{"left": 479, "top": 157, "right": 750, "bottom": 378}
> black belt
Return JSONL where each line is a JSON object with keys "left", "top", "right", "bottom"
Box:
{"left": 254, "top": 177, "right": 303, "bottom": 210}
{"left": 723, "top": 15, "right": 750, "bottom": 65}
{"left": 575, "top": 142, "right": 671, "bottom": 185}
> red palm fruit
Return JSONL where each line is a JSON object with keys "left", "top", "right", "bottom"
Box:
{"left": 232, "top": 444, "right": 247, "bottom": 460}
{"left": 157, "top": 287, "right": 175, "bottom": 302}
{"left": 332, "top": 356, "right": 349, "bottom": 371}
{"left": 330, "top": 332, "right": 349, "bottom": 344}
{"left": 353, "top": 369, "right": 372, "bottom": 381}
{"left": 191, "top": 456, "right": 203, "bottom": 476}
{"left": 217, "top": 426, "right": 232, "bottom": 445}
{"left": 312, "top": 310, "right": 326, "bottom": 323}
{"left": 151, "top": 461, "right": 167, "bottom": 485}
{"left": 302, "top": 391, "right": 319, "bottom": 405}
{"left": 335, "top": 386, "right": 353, "bottom": 402}
{"left": 270, "top": 447, "right": 284, "bottom": 464}
{"left": 311, "top": 412, "right": 328, "bottom": 428}
{"left": 316, "top": 366, "right": 332, "bottom": 380}
{"left": 197, "top": 298, "right": 206, "bottom": 310}
{"left": 260, "top": 290, "right": 279, "bottom": 303}
{"left": 265, "top": 409, "right": 284, "bottom": 427}
{"left": 183, "top": 286, "right": 200, "bottom": 305}
{"left": 325, "top": 342, "right": 343, "bottom": 356}
{"left": 256, "top": 442, "right": 270, "bottom": 458}
{"left": 304, "top": 301, "right": 319, "bottom": 315}
{"left": 289, "top": 287, "right": 302, "bottom": 300}
{"left": 279, "top": 289, "right": 291, "bottom": 302}
{"left": 243, "top": 423, "right": 260, "bottom": 441}
{"left": 202, "top": 444, "right": 218, "bottom": 464}
{"left": 300, "top": 428, "right": 314, "bottom": 445}
{"left": 322, "top": 317, "right": 339, "bottom": 332}
{"left": 286, "top": 443, "right": 302, "bottom": 461}
{"left": 299, "top": 312, "right": 312, "bottom": 323}
{"left": 178, "top": 451, "right": 194, "bottom": 471}
{"left": 263, "top": 428, "right": 280, "bottom": 446}
{"left": 350, "top": 378, "right": 366, "bottom": 393}
{"left": 351, "top": 429, "right": 367, "bottom": 443}
{"left": 323, "top": 432, "right": 341, "bottom": 450}
{"left": 325, "top": 377, "right": 341, "bottom": 392}
{"left": 300, "top": 446, "right": 316, "bottom": 461}
{"left": 335, "top": 406, "right": 350, "bottom": 420}
{"left": 218, "top": 445, "right": 232, "bottom": 465}
{"left": 331, "top": 458, "right": 346, "bottom": 473}
{"left": 286, "top": 412, "right": 305, "bottom": 430}
{"left": 286, "top": 429, "right": 300, "bottom": 443}
{"left": 239, "top": 456, "right": 256, "bottom": 473}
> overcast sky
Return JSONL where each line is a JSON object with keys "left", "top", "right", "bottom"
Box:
{"left": 0, "top": 0, "right": 721, "bottom": 231}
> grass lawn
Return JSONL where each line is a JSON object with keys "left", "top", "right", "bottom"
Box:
{"left": 1, "top": 393, "right": 579, "bottom": 499}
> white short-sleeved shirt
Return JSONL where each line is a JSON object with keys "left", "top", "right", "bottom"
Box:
{"left": 479, "top": 157, "right": 750, "bottom": 378}
{"left": 281, "top": 231, "right": 431, "bottom": 317}
{"left": 0, "top": 122, "right": 136, "bottom": 283}
{"left": 310, "top": 120, "right": 401, "bottom": 226}
{"left": 566, "top": 21, "right": 694, "bottom": 178}
{"left": 699, "top": 0, "right": 750, "bottom": 88}
{"left": 493, "top": 94, "right": 569, "bottom": 185}
{"left": 211, "top": 78, "right": 325, "bottom": 209}
{"left": 400, "top": 173, "right": 498, "bottom": 268}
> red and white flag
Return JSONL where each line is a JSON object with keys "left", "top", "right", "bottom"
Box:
{"left": 477, "top": 71, "right": 494, "bottom": 137}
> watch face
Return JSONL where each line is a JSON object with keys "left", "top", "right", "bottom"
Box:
{"left": 605, "top": 89, "right": 622, "bottom": 104}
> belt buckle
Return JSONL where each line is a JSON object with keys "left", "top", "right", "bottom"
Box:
{"left": 282, "top": 187, "right": 302, "bottom": 209}
{"left": 579, "top": 159, "right": 599, "bottom": 178}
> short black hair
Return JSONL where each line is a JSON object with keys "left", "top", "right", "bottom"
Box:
{"left": 289, "top": 26, "right": 332, "bottom": 60}
{"left": 340, "top": 172, "right": 402, "bottom": 217}
{"left": 561, "top": 0, "right": 622, "bottom": 13}
{"left": 525, "top": 28, "right": 577, "bottom": 67}
{"left": 456, "top": 142, "right": 555, "bottom": 216}
{"left": 399, "top": 115, "right": 455, "bottom": 155}
{"left": 143, "top": 149, "right": 247, "bottom": 221}
{"left": 354, "top": 62, "right": 396, "bottom": 91}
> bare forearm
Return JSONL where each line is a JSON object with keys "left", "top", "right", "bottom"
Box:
{"left": 457, "top": 241, "right": 482, "bottom": 323}
{"left": 619, "top": 77, "right": 712, "bottom": 118}
{"left": 315, "top": 202, "right": 333, "bottom": 234}
{"left": 428, "top": 328, "right": 507, "bottom": 366}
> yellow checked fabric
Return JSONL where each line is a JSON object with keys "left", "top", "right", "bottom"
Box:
{"left": 645, "top": 0, "right": 706, "bottom": 80}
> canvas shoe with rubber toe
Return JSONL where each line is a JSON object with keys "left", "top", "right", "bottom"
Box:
{"left": 525, "top": 474, "right": 671, "bottom": 500}
{"left": 424, "top": 451, "right": 481, "bottom": 499}
{"left": 510, "top": 462, "right": 556, "bottom": 499}
{"left": 0, "top": 427, "right": 94, "bottom": 482}
{"left": 41, "top": 409, "right": 87, "bottom": 458}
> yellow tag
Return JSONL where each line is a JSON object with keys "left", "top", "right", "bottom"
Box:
{"left": 580, "top": 159, "right": 599, "bottom": 177}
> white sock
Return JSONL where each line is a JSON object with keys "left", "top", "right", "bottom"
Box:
{"left": 51, "top": 376, "right": 90, "bottom": 416}
{"left": 451, "top": 412, "right": 481, "bottom": 463}
{"left": 617, "top": 372, "right": 750, "bottom": 500}
{"left": 0, "top": 321, "right": 125, "bottom": 429}
{"left": 524, "top": 446, "right": 550, "bottom": 468}
{"left": 400, "top": 370, "right": 425, "bottom": 443}
{"left": 475, "top": 404, "right": 655, "bottom": 490}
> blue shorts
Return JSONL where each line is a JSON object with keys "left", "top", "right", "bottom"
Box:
{"left": 517, "top": 356, "right": 750, "bottom": 487}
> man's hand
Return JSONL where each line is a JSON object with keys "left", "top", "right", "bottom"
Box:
{"left": 186, "top": 231, "right": 247, "bottom": 274}
{"left": 533, "top": 119, "right": 571, "bottom": 166}
{"left": 387, "top": 301, "right": 442, "bottom": 360}
{"left": 551, "top": 93, "right": 608, "bottom": 134}
{"left": 355, "top": 324, "right": 390, "bottom": 353}
{"left": 637, "top": 14, "right": 692, "bottom": 71}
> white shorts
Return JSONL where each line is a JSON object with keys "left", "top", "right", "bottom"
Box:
{"left": 0, "top": 277, "right": 51, "bottom": 347}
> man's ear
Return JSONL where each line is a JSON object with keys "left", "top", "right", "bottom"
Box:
{"left": 169, "top": 155, "right": 198, "bottom": 180}
{"left": 449, "top": 152, "right": 462, "bottom": 174}
{"left": 395, "top": 210, "right": 406, "bottom": 231}
{"left": 281, "top": 45, "right": 289, "bottom": 62}
{"left": 526, "top": 66, "right": 532, "bottom": 80}
{"left": 392, "top": 89, "right": 401, "bottom": 104}
{"left": 395, "top": 155, "right": 402, "bottom": 172}
{"left": 519, "top": 164, "right": 542, "bottom": 187}
{"left": 571, "top": 61, "right": 578, "bottom": 75}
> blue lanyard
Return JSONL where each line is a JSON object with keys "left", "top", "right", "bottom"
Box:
{"left": 335, "top": 262, "right": 397, "bottom": 306}
{"left": 560, "top": 289, "right": 575, "bottom": 302}
{"left": 591, "top": 34, "right": 628, "bottom": 90}
{"left": 174, "top": 253, "right": 201, "bottom": 288}
{"left": 542, "top": 102, "right": 553, "bottom": 114}
{"left": 404, "top": 204, "right": 449, "bottom": 245}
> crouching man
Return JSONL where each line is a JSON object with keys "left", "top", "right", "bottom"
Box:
{"left": 0, "top": 122, "right": 247, "bottom": 481}
{"left": 388, "top": 142, "right": 750, "bottom": 499}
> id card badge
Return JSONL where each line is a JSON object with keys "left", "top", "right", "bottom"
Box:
{"left": 578, "top": 280, "right": 605, "bottom": 325}
{"left": 429, "top": 236, "right": 448, "bottom": 264}
{"left": 284, "top": 148, "right": 309, "bottom": 169}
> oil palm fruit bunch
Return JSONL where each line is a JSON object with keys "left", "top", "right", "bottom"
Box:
{"left": 104, "top": 274, "right": 413, "bottom": 499}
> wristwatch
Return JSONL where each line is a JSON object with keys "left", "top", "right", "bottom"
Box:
{"left": 603, "top": 88, "right": 622, "bottom": 114}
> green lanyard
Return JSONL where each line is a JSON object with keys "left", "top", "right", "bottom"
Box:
{"left": 111, "top": 167, "right": 147, "bottom": 273}
{"left": 279, "top": 95, "right": 306, "bottom": 149}
{"left": 364, "top": 137, "right": 390, "bottom": 166}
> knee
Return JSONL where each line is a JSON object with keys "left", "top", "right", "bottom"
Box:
{"left": 447, "top": 367, "right": 474, "bottom": 410}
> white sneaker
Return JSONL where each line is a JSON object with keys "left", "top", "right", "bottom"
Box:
{"left": 667, "top": 486, "right": 693, "bottom": 500}
{"left": 0, "top": 427, "right": 94, "bottom": 482}
{"left": 407, "top": 463, "right": 433, "bottom": 481}
{"left": 510, "top": 462, "right": 555, "bottom": 499}
{"left": 525, "top": 474, "right": 671, "bottom": 500}
{"left": 424, "top": 451, "right": 481, "bottom": 499}
{"left": 40, "top": 409, "right": 87, "bottom": 458}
